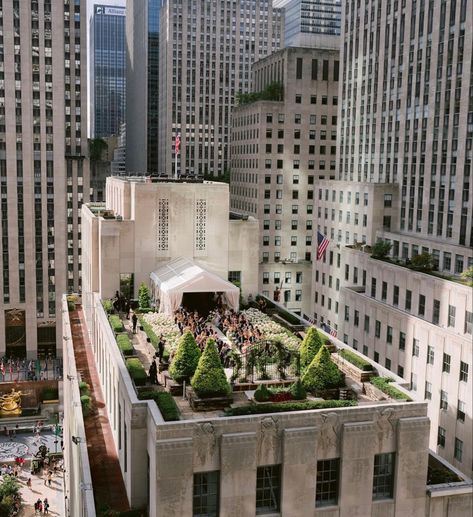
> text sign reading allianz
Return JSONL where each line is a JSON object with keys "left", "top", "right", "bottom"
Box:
{"left": 95, "top": 6, "right": 125, "bottom": 17}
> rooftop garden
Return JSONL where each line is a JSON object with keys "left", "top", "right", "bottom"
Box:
{"left": 236, "top": 81, "right": 284, "bottom": 106}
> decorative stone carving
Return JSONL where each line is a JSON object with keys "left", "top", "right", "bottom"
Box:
{"left": 194, "top": 422, "right": 217, "bottom": 465}
{"left": 194, "top": 199, "right": 207, "bottom": 252}
{"left": 258, "top": 416, "right": 279, "bottom": 464}
{"left": 376, "top": 407, "right": 397, "bottom": 439}
{"left": 156, "top": 198, "right": 169, "bottom": 252}
{"left": 318, "top": 412, "right": 340, "bottom": 450}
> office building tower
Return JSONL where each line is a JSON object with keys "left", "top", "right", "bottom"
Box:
{"left": 0, "top": 0, "right": 89, "bottom": 358}
{"left": 230, "top": 45, "right": 339, "bottom": 315}
{"left": 126, "top": 0, "right": 160, "bottom": 174}
{"left": 158, "top": 0, "right": 284, "bottom": 178}
{"left": 90, "top": 3, "right": 126, "bottom": 138}
{"left": 275, "top": 0, "right": 342, "bottom": 47}
{"left": 312, "top": 0, "right": 472, "bottom": 475}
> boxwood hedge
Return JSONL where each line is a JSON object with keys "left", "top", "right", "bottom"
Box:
{"left": 138, "top": 390, "right": 180, "bottom": 421}
{"left": 109, "top": 314, "right": 124, "bottom": 334}
{"left": 338, "top": 349, "right": 373, "bottom": 371}
{"left": 126, "top": 358, "right": 147, "bottom": 386}
{"left": 224, "top": 399, "right": 356, "bottom": 417}
{"left": 116, "top": 333, "right": 134, "bottom": 356}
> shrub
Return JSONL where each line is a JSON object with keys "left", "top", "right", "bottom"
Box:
{"left": 191, "top": 339, "right": 231, "bottom": 398}
{"left": 138, "top": 390, "right": 180, "bottom": 421}
{"left": 126, "top": 358, "right": 147, "bottom": 386}
{"left": 299, "top": 327, "right": 322, "bottom": 369}
{"left": 338, "top": 349, "right": 373, "bottom": 371}
{"left": 254, "top": 383, "right": 271, "bottom": 402}
{"left": 169, "top": 331, "right": 201, "bottom": 383}
{"left": 102, "top": 299, "right": 114, "bottom": 315}
{"left": 302, "top": 345, "right": 344, "bottom": 392}
{"left": 370, "top": 377, "right": 412, "bottom": 401}
{"left": 289, "top": 379, "right": 307, "bottom": 400}
{"left": 371, "top": 240, "right": 392, "bottom": 259}
{"left": 67, "top": 300, "right": 75, "bottom": 312}
{"left": 138, "top": 282, "right": 151, "bottom": 310}
{"left": 224, "top": 400, "right": 356, "bottom": 417}
{"left": 109, "top": 315, "right": 124, "bottom": 334}
{"left": 460, "top": 266, "right": 473, "bottom": 287}
{"left": 409, "top": 252, "right": 434, "bottom": 272}
{"left": 139, "top": 317, "right": 159, "bottom": 348}
{"left": 116, "top": 333, "right": 134, "bottom": 356}
{"left": 80, "top": 394, "right": 93, "bottom": 416}
{"left": 0, "top": 475, "right": 19, "bottom": 499}
{"left": 79, "top": 382, "right": 90, "bottom": 397}
{"left": 42, "top": 387, "right": 59, "bottom": 401}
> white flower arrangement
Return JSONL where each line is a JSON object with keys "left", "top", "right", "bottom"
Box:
{"left": 142, "top": 312, "right": 181, "bottom": 353}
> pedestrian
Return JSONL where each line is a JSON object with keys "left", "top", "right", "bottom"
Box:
{"left": 47, "top": 470, "right": 52, "bottom": 487}
{"left": 148, "top": 359, "right": 159, "bottom": 385}
{"left": 26, "top": 477, "right": 32, "bottom": 488}
{"left": 43, "top": 497, "right": 49, "bottom": 514}
{"left": 132, "top": 313, "right": 138, "bottom": 334}
{"left": 158, "top": 336, "right": 165, "bottom": 362}
{"left": 125, "top": 300, "right": 130, "bottom": 319}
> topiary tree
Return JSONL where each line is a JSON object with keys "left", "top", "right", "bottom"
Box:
{"left": 299, "top": 327, "right": 323, "bottom": 369}
{"left": 371, "top": 240, "right": 392, "bottom": 259}
{"left": 254, "top": 383, "right": 271, "bottom": 402}
{"left": 191, "top": 339, "right": 231, "bottom": 398}
{"left": 138, "top": 282, "right": 151, "bottom": 309}
{"left": 169, "top": 331, "right": 201, "bottom": 383}
{"left": 301, "top": 345, "right": 344, "bottom": 393}
{"left": 410, "top": 252, "right": 434, "bottom": 272}
{"left": 290, "top": 379, "right": 307, "bottom": 400}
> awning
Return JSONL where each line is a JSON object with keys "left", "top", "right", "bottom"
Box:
{"left": 150, "top": 257, "right": 240, "bottom": 315}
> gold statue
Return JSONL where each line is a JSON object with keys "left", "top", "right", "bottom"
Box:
{"left": 0, "top": 388, "right": 23, "bottom": 417}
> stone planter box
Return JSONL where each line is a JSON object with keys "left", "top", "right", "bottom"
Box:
{"left": 331, "top": 353, "right": 376, "bottom": 383}
{"left": 312, "top": 388, "right": 341, "bottom": 400}
{"left": 187, "top": 388, "right": 233, "bottom": 411}
{"left": 163, "top": 374, "right": 183, "bottom": 396}
{"left": 158, "top": 361, "right": 169, "bottom": 373}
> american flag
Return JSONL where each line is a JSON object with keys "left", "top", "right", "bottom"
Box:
{"left": 322, "top": 322, "right": 337, "bottom": 337}
{"left": 175, "top": 133, "right": 181, "bottom": 155}
{"left": 316, "top": 230, "right": 330, "bottom": 260}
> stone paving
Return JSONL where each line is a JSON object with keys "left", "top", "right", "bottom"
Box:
{"left": 15, "top": 466, "right": 64, "bottom": 516}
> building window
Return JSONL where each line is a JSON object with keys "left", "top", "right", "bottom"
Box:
{"left": 437, "top": 427, "right": 446, "bottom": 447}
{"left": 399, "top": 332, "right": 406, "bottom": 351}
{"left": 381, "top": 282, "right": 387, "bottom": 301}
{"left": 405, "top": 290, "right": 412, "bottom": 311}
{"left": 372, "top": 453, "right": 395, "bottom": 500}
{"left": 459, "top": 361, "right": 469, "bottom": 382}
{"left": 425, "top": 382, "right": 432, "bottom": 400}
{"left": 418, "top": 295, "right": 426, "bottom": 316}
{"left": 443, "top": 353, "right": 451, "bottom": 373}
{"left": 457, "top": 400, "right": 465, "bottom": 422}
{"left": 440, "top": 390, "right": 448, "bottom": 410}
{"left": 316, "top": 458, "right": 339, "bottom": 508}
{"left": 427, "top": 346, "right": 435, "bottom": 365}
{"left": 296, "top": 58, "right": 303, "bottom": 79}
{"left": 228, "top": 271, "right": 241, "bottom": 285}
{"left": 393, "top": 286, "right": 399, "bottom": 306}
{"left": 433, "top": 300, "right": 440, "bottom": 324}
{"left": 256, "top": 465, "right": 281, "bottom": 514}
{"left": 375, "top": 320, "right": 381, "bottom": 338}
{"left": 193, "top": 471, "right": 219, "bottom": 517}
{"left": 386, "top": 326, "right": 393, "bottom": 344}
{"left": 364, "top": 315, "right": 370, "bottom": 333}
{"left": 454, "top": 438, "right": 463, "bottom": 461}
{"left": 448, "top": 305, "right": 456, "bottom": 327}
{"left": 412, "top": 339, "right": 419, "bottom": 357}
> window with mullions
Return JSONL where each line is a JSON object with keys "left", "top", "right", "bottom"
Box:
{"left": 372, "top": 453, "right": 395, "bottom": 500}
{"left": 316, "top": 458, "right": 340, "bottom": 507}
{"left": 193, "top": 471, "right": 219, "bottom": 517}
{"left": 256, "top": 465, "right": 281, "bottom": 514}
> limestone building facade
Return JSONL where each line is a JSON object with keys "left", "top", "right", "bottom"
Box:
{"left": 0, "top": 0, "right": 89, "bottom": 357}
{"left": 230, "top": 46, "right": 339, "bottom": 315}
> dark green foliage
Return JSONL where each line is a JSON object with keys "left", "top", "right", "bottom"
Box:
{"left": 254, "top": 383, "right": 271, "bottom": 402}
{"left": 427, "top": 466, "right": 462, "bottom": 485}
{"left": 371, "top": 240, "right": 392, "bottom": 259}
{"left": 102, "top": 299, "right": 114, "bottom": 314}
{"left": 138, "top": 283, "right": 151, "bottom": 310}
{"left": 289, "top": 379, "right": 307, "bottom": 400}
{"left": 109, "top": 315, "right": 124, "bottom": 334}
{"left": 191, "top": 339, "right": 231, "bottom": 398}
{"left": 225, "top": 399, "right": 356, "bottom": 417}
{"left": 302, "top": 345, "right": 344, "bottom": 392}
{"left": 67, "top": 300, "right": 75, "bottom": 312}
{"left": 409, "top": 252, "right": 434, "bottom": 272}
{"left": 138, "top": 390, "right": 180, "bottom": 421}
{"left": 338, "top": 349, "right": 373, "bottom": 371}
{"left": 79, "top": 382, "right": 90, "bottom": 396}
{"left": 169, "top": 331, "right": 201, "bottom": 383}
{"left": 370, "top": 377, "right": 412, "bottom": 401}
{"left": 299, "top": 327, "right": 323, "bottom": 369}
{"left": 42, "top": 387, "right": 59, "bottom": 401}
{"left": 126, "top": 358, "right": 148, "bottom": 386}
{"left": 237, "top": 81, "right": 284, "bottom": 105}
{"left": 139, "top": 317, "right": 159, "bottom": 349}
{"left": 0, "top": 475, "right": 19, "bottom": 499}
{"left": 116, "top": 333, "right": 134, "bottom": 356}
{"left": 80, "top": 394, "right": 93, "bottom": 416}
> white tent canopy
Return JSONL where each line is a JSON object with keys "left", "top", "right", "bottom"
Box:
{"left": 150, "top": 257, "right": 240, "bottom": 315}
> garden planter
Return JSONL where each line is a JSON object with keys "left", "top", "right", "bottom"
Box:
{"left": 158, "top": 361, "right": 169, "bottom": 373}
{"left": 187, "top": 388, "right": 233, "bottom": 412}
{"left": 331, "top": 353, "right": 376, "bottom": 383}
{"left": 163, "top": 374, "right": 184, "bottom": 396}
{"left": 146, "top": 337, "right": 151, "bottom": 343}
{"left": 139, "top": 325, "right": 144, "bottom": 331}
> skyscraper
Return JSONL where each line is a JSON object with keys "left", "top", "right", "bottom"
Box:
{"left": 90, "top": 3, "right": 126, "bottom": 138}
{"left": 312, "top": 0, "right": 472, "bottom": 475}
{"left": 126, "top": 0, "right": 161, "bottom": 174}
{"left": 0, "top": 0, "right": 89, "bottom": 357}
{"left": 158, "top": 0, "right": 284, "bottom": 177}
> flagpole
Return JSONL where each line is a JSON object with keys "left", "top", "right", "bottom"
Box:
{"left": 174, "top": 151, "right": 178, "bottom": 179}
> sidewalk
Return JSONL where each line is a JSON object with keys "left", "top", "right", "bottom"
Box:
{"left": 16, "top": 465, "right": 64, "bottom": 516}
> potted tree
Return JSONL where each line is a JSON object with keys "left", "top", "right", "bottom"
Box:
{"left": 302, "top": 345, "right": 344, "bottom": 397}
{"left": 168, "top": 331, "right": 201, "bottom": 395}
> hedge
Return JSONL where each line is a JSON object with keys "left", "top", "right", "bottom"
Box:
{"left": 370, "top": 377, "right": 412, "bottom": 401}
{"left": 191, "top": 339, "right": 231, "bottom": 398}
{"left": 126, "top": 358, "right": 147, "bottom": 386}
{"left": 299, "top": 327, "right": 322, "bottom": 369}
{"left": 338, "top": 349, "right": 373, "bottom": 371}
{"left": 302, "top": 345, "right": 344, "bottom": 392}
{"left": 225, "top": 400, "right": 356, "bottom": 417}
{"left": 138, "top": 390, "right": 180, "bottom": 421}
{"left": 254, "top": 383, "right": 271, "bottom": 402}
{"left": 116, "top": 333, "right": 134, "bottom": 356}
{"left": 102, "top": 299, "right": 114, "bottom": 315}
{"left": 42, "top": 387, "right": 59, "bottom": 401}
{"left": 109, "top": 314, "right": 124, "bottom": 334}
{"left": 139, "top": 317, "right": 159, "bottom": 349}
{"left": 169, "top": 331, "right": 201, "bottom": 383}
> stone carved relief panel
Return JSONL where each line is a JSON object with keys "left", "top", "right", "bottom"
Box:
{"left": 194, "top": 199, "right": 207, "bottom": 254}
{"left": 156, "top": 198, "right": 169, "bottom": 253}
